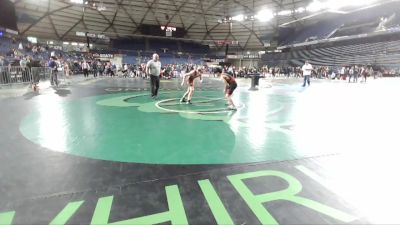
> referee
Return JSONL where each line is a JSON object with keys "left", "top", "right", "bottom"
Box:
{"left": 146, "top": 53, "right": 162, "bottom": 99}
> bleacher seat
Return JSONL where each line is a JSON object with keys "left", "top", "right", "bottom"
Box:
{"left": 263, "top": 39, "right": 400, "bottom": 67}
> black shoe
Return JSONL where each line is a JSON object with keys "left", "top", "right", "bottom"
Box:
{"left": 228, "top": 105, "right": 237, "bottom": 111}
{"left": 186, "top": 100, "right": 192, "bottom": 104}
{"left": 180, "top": 98, "right": 186, "bottom": 103}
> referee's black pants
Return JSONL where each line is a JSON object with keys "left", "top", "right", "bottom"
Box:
{"left": 150, "top": 75, "right": 160, "bottom": 97}
{"left": 83, "top": 69, "right": 89, "bottom": 77}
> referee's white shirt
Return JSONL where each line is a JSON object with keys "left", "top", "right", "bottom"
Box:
{"left": 146, "top": 60, "right": 161, "bottom": 77}
{"left": 302, "top": 64, "right": 313, "bottom": 76}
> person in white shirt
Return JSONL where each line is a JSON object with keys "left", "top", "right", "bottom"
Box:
{"left": 146, "top": 53, "right": 162, "bottom": 99}
{"left": 82, "top": 61, "right": 90, "bottom": 77}
{"left": 302, "top": 61, "right": 313, "bottom": 87}
{"left": 349, "top": 66, "right": 355, "bottom": 83}
{"left": 340, "top": 66, "right": 346, "bottom": 80}
{"left": 122, "top": 64, "right": 128, "bottom": 78}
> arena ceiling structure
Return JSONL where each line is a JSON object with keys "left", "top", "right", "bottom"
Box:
{"left": 10, "top": 0, "right": 398, "bottom": 50}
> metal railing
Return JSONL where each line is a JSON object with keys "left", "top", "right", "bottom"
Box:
{"left": 0, "top": 66, "right": 52, "bottom": 85}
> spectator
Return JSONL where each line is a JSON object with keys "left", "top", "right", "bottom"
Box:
{"left": 98, "top": 61, "right": 104, "bottom": 76}
{"left": 82, "top": 60, "right": 90, "bottom": 78}
{"left": 30, "top": 56, "right": 40, "bottom": 90}
{"left": 64, "top": 62, "right": 71, "bottom": 77}
{"left": 26, "top": 56, "right": 33, "bottom": 82}
{"left": 0, "top": 56, "right": 6, "bottom": 84}
{"left": 122, "top": 64, "right": 128, "bottom": 78}
{"left": 48, "top": 56, "right": 59, "bottom": 87}
{"left": 92, "top": 60, "right": 98, "bottom": 78}
{"left": 19, "top": 56, "right": 29, "bottom": 82}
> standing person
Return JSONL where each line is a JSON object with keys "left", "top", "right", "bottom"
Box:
{"left": 368, "top": 67, "right": 374, "bottom": 82}
{"left": 92, "top": 60, "right": 98, "bottom": 78}
{"left": 0, "top": 56, "right": 5, "bottom": 84}
{"left": 106, "top": 62, "right": 114, "bottom": 76}
{"left": 98, "top": 61, "right": 104, "bottom": 76}
{"left": 302, "top": 61, "right": 313, "bottom": 87}
{"left": 122, "top": 64, "right": 128, "bottom": 78}
{"left": 271, "top": 67, "right": 276, "bottom": 78}
{"left": 349, "top": 66, "right": 354, "bottom": 83}
{"left": 138, "top": 64, "right": 144, "bottom": 78}
{"left": 373, "top": 66, "right": 378, "bottom": 79}
{"left": 82, "top": 60, "right": 90, "bottom": 78}
{"left": 340, "top": 66, "right": 346, "bottom": 80}
{"left": 19, "top": 56, "right": 28, "bottom": 82}
{"left": 180, "top": 68, "right": 203, "bottom": 104}
{"left": 146, "top": 53, "right": 162, "bottom": 99}
{"left": 353, "top": 66, "right": 359, "bottom": 83}
{"left": 64, "top": 61, "right": 70, "bottom": 77}
{"left": 361, "top": 66, "right": 366, "bottom": 83}
{"left": 26, "top": 56, "right": 32, "bottom": 83}
{"left": 111, "top": 64, "right": 117, "bottom": 77}
{"left": 48, "top": 56, "right": 58, "bottom": 87}
{"left": 215, "top": 68, "right": 237, "bottom": 110}
{"left": 30, "top": 57, "right": 40, "bottom": 91}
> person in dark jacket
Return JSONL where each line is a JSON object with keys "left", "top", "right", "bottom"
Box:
{"left": 48, "top": 56, "right": 58, "bottom": 87}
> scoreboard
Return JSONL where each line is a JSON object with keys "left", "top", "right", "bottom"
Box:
{"left": 161, "top": 26, "right": 176, "bottom": 37}
{"left": 215, "top": 40, "right": 239, "bottom": 46}
{"left": 138, "top": 24, "right": 185, "bottom": 38}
